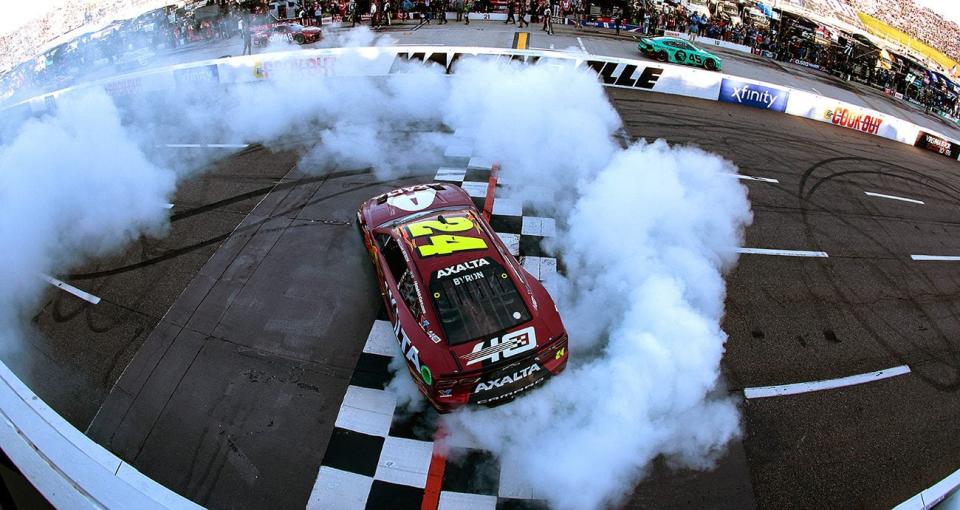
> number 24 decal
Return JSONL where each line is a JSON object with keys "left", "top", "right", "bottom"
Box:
{"left": 407, "top": 216, "right": 487, "bottom": 257}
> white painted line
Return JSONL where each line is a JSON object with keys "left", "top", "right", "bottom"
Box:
{"left": 811, "top": 87, "right": 822, "bottom": 95}
{"left": 39, "top": 274, "right": 101, "bottom": 304}
{"left": 864, "top": 191, "right": 925, "bottom": 205}
{"left": 373, "top": 436, "right": 433, "bottom": 488}
{"left": 911, "top": 255, "right": 960, "bottom": 261}
{"left": 335, "top": 385, "right": 396, "bottom": 437}
{"left": 744, "top": 365, "right": 911, "bottom": 399}
{"left": 306, "top": 466, "right": 372, "bottom": 510}
{"left": 728, "top": 173, "right": 780, "bottom": 183}
{"left": 363, "top": 320, "right": 400, "bottom": 357}
{"left": 736, "top": 248, "right": 828, "bottom": 258}
{"left": 892, "top": 465, "right": 960, "bottom": 510}
{"left": 439, "top": 491, "right": 498, "bottom": 510}
{"left": 163, "top": 143, "right": 249, "bottom": 148}
{"left": 577, "top": 37, "right": 588, "bottom": 54}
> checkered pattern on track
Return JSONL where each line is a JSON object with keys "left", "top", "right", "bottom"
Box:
{"left": 307, "top": 138, "right": 559, "bottom": 510}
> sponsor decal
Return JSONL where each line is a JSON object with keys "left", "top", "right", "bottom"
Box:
{"left": 462, "top": 326, "right": 537, "bottom": 366}
{"left": 475, "top": 363, "right": 541, "bottom": 393}
{"left": 253, "top": 56, "right": 336, "bottom": 80}
{"left": 718, "top": 78, "right": 788, "bottom": 112}
{"left": 427, "top": 330, "right": 443, "bottom": 343}
{"left": 474, "top": 375, "right": 548, "bottom": 405}
{"left": 436, "top": 258, "right": 490, "bottom": 278}
{"left": 915, "top": 131, "right": 960, "bottom": 159}
{"left": 824, "top": 107, "right": 883, "bottom": 135}
{"left": 388, "top": 288, "right": 428, "bottom": 382}
{"left": 586, "top": 60, "right": 663, "bottom": 90}
{"left": 555, "top": 347, "right": 566, "bottom": 360}
{"left": 104, "top": 77, "right": 143, "bottom": 97}
{"left": 174, "top": 64, "right": 219, "bottom": 87}
{"left": 790, "top": 59, "right": 822, "bottom": 70}
{"left": 387, "top": 187, "right": 437, "bottom": 212}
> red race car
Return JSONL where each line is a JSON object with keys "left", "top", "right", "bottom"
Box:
{"left": 357, "top": 183, "right": 569, "bottom": 412}
{"left": 255, "top": 23, "right": 322, "bottom": 46}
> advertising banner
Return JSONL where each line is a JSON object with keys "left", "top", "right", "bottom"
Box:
{"left": 785, "top": 90, "right": 922, "bottom": 144}
{"left": 914, "top": 131, "right": 960, "bottom": 160}
{"left": 718, "top": 77, "right": 789, "bottom": 112}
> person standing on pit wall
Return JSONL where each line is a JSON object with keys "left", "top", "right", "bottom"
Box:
{"left": 438, "top": 0, "right": 448, "bottom": 23}
{"left": 463, "top": 0, "right": 470, "bottom": 24}
{"left": 613, "top": 7, "right": 621, "bottom": 36}
{"left": 688, "top": 12, "right": 699, "bottom": 41}
{"left": 542, "top": 1, "right": 553, "bottom": 34}
{"left": 506, "top": 0, "right": 516, "bottom": 23}
{"left": 240, "top": 14, "right": 252, "bottom": 55}
{"left": 518, "top": 0, "right": 528, "bottom": 27}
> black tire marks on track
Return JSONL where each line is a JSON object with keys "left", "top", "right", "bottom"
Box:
{"left": 798, "top": 156, "right": 960, "bottom": 392}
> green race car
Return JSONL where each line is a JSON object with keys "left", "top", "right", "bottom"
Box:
{"left": 638, "top": 36, "right": 722, "bottom": 71}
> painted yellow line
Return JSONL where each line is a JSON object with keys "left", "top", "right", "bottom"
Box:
{"left": 515, "top": 32, "right": 529, "bottom": 50}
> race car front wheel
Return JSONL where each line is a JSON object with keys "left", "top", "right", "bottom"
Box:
{"left": 705, "top": 58, "right": 718, "bottom": 71}
{"left": 656, "top": 50, "right": 667, "bottom": 62}
{"left": 294, "top": 33, "right": 305, "bottom": 44}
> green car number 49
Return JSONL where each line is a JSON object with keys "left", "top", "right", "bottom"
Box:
{"left": 638, "top": 36, "right": 722, "bottom": 71}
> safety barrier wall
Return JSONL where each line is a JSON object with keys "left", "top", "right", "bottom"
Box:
{"left": 13, "top": 44, "right": 960, "bottom": 160}
{"left": 2, "top": 43, "right": 959, "bottom": 510}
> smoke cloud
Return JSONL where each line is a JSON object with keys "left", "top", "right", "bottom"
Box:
{"left": 0, "top": 88, "right": 174, "bottom": 354}
{"left": 431, "top": 58, "right": 753, "bottom": 510}
{"left": 0, "top": 31, "right": 751, "bottom": 509}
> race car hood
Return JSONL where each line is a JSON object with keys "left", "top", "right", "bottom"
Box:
{"left": 360, "top": 183, "right": 475, "bottom": 229}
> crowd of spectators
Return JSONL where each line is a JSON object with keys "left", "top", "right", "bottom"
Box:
{"left": 786, "top": 0, "right": 960, "bottom": 63}
{"left": 0, "top": 0, "right": 170, "bottom": 74}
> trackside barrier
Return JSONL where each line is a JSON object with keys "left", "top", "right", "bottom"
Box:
{"left": 10, "top": 45, "right": 959, "bottom": 161}
{"left": 0, "top": 362, "right": 203, "bottom": 509}
{"left": 663, "top": 30, "right": 754, "bottom": 54}
{"left": 2, "top": 43, "right": 960, "bottom": 510}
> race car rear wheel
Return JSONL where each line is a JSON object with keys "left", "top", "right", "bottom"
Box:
{"left": 705, "top": 58, "right": 718, "bottom": 71}
{"left": 656, "top": 50, "right": 668, "bottom": 62}
{"left": 294, "top": 33, "right": 305, "bottom": 44}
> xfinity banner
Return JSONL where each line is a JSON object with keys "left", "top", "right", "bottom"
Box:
{"left": 719, "top": 77, "right": 789, "bottom": 112}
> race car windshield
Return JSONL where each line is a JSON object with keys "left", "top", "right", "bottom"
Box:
{"left": 429, "top": 257, "right": 531, "bottom": 346}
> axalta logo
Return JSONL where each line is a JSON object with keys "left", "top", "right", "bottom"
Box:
{"left": 475, "top": 364, "right": 541, "bottom": 393}
{"left": 826, "top": 107, "right": 883, "bottom": 135}
{"left": 437, "top": 258, "right": 489, "bottom": 278}
{"left": 462, "top": 326, "right": 537, "bottom": 366}
{"left": 387, "top": 288, "right": 431, "bottom": 384}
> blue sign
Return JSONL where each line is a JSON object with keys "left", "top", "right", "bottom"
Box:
{"left": 718, "top": 78, "right": 789, "bottom": 112}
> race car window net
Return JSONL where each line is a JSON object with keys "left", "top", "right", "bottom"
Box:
{"left": 429, "top": 258, "right": 531, "bottom": 346}
{"left": 378, "top": 234, "right": 407, "bottom": 283}
{"left": 398, "top": 269, "right": 423, "bottom": 321}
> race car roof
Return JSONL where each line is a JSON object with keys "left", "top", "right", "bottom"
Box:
{"left": 391, "top": 207, "right": 509, "bottom": 286}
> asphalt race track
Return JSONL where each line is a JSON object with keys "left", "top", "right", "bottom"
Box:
{"left": 12, "top": 70, "right": 960, "bottom": 508}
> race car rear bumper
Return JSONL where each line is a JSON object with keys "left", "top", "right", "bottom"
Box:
{"left": 428, "top": 334, "right": 568, "bottom": 413}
